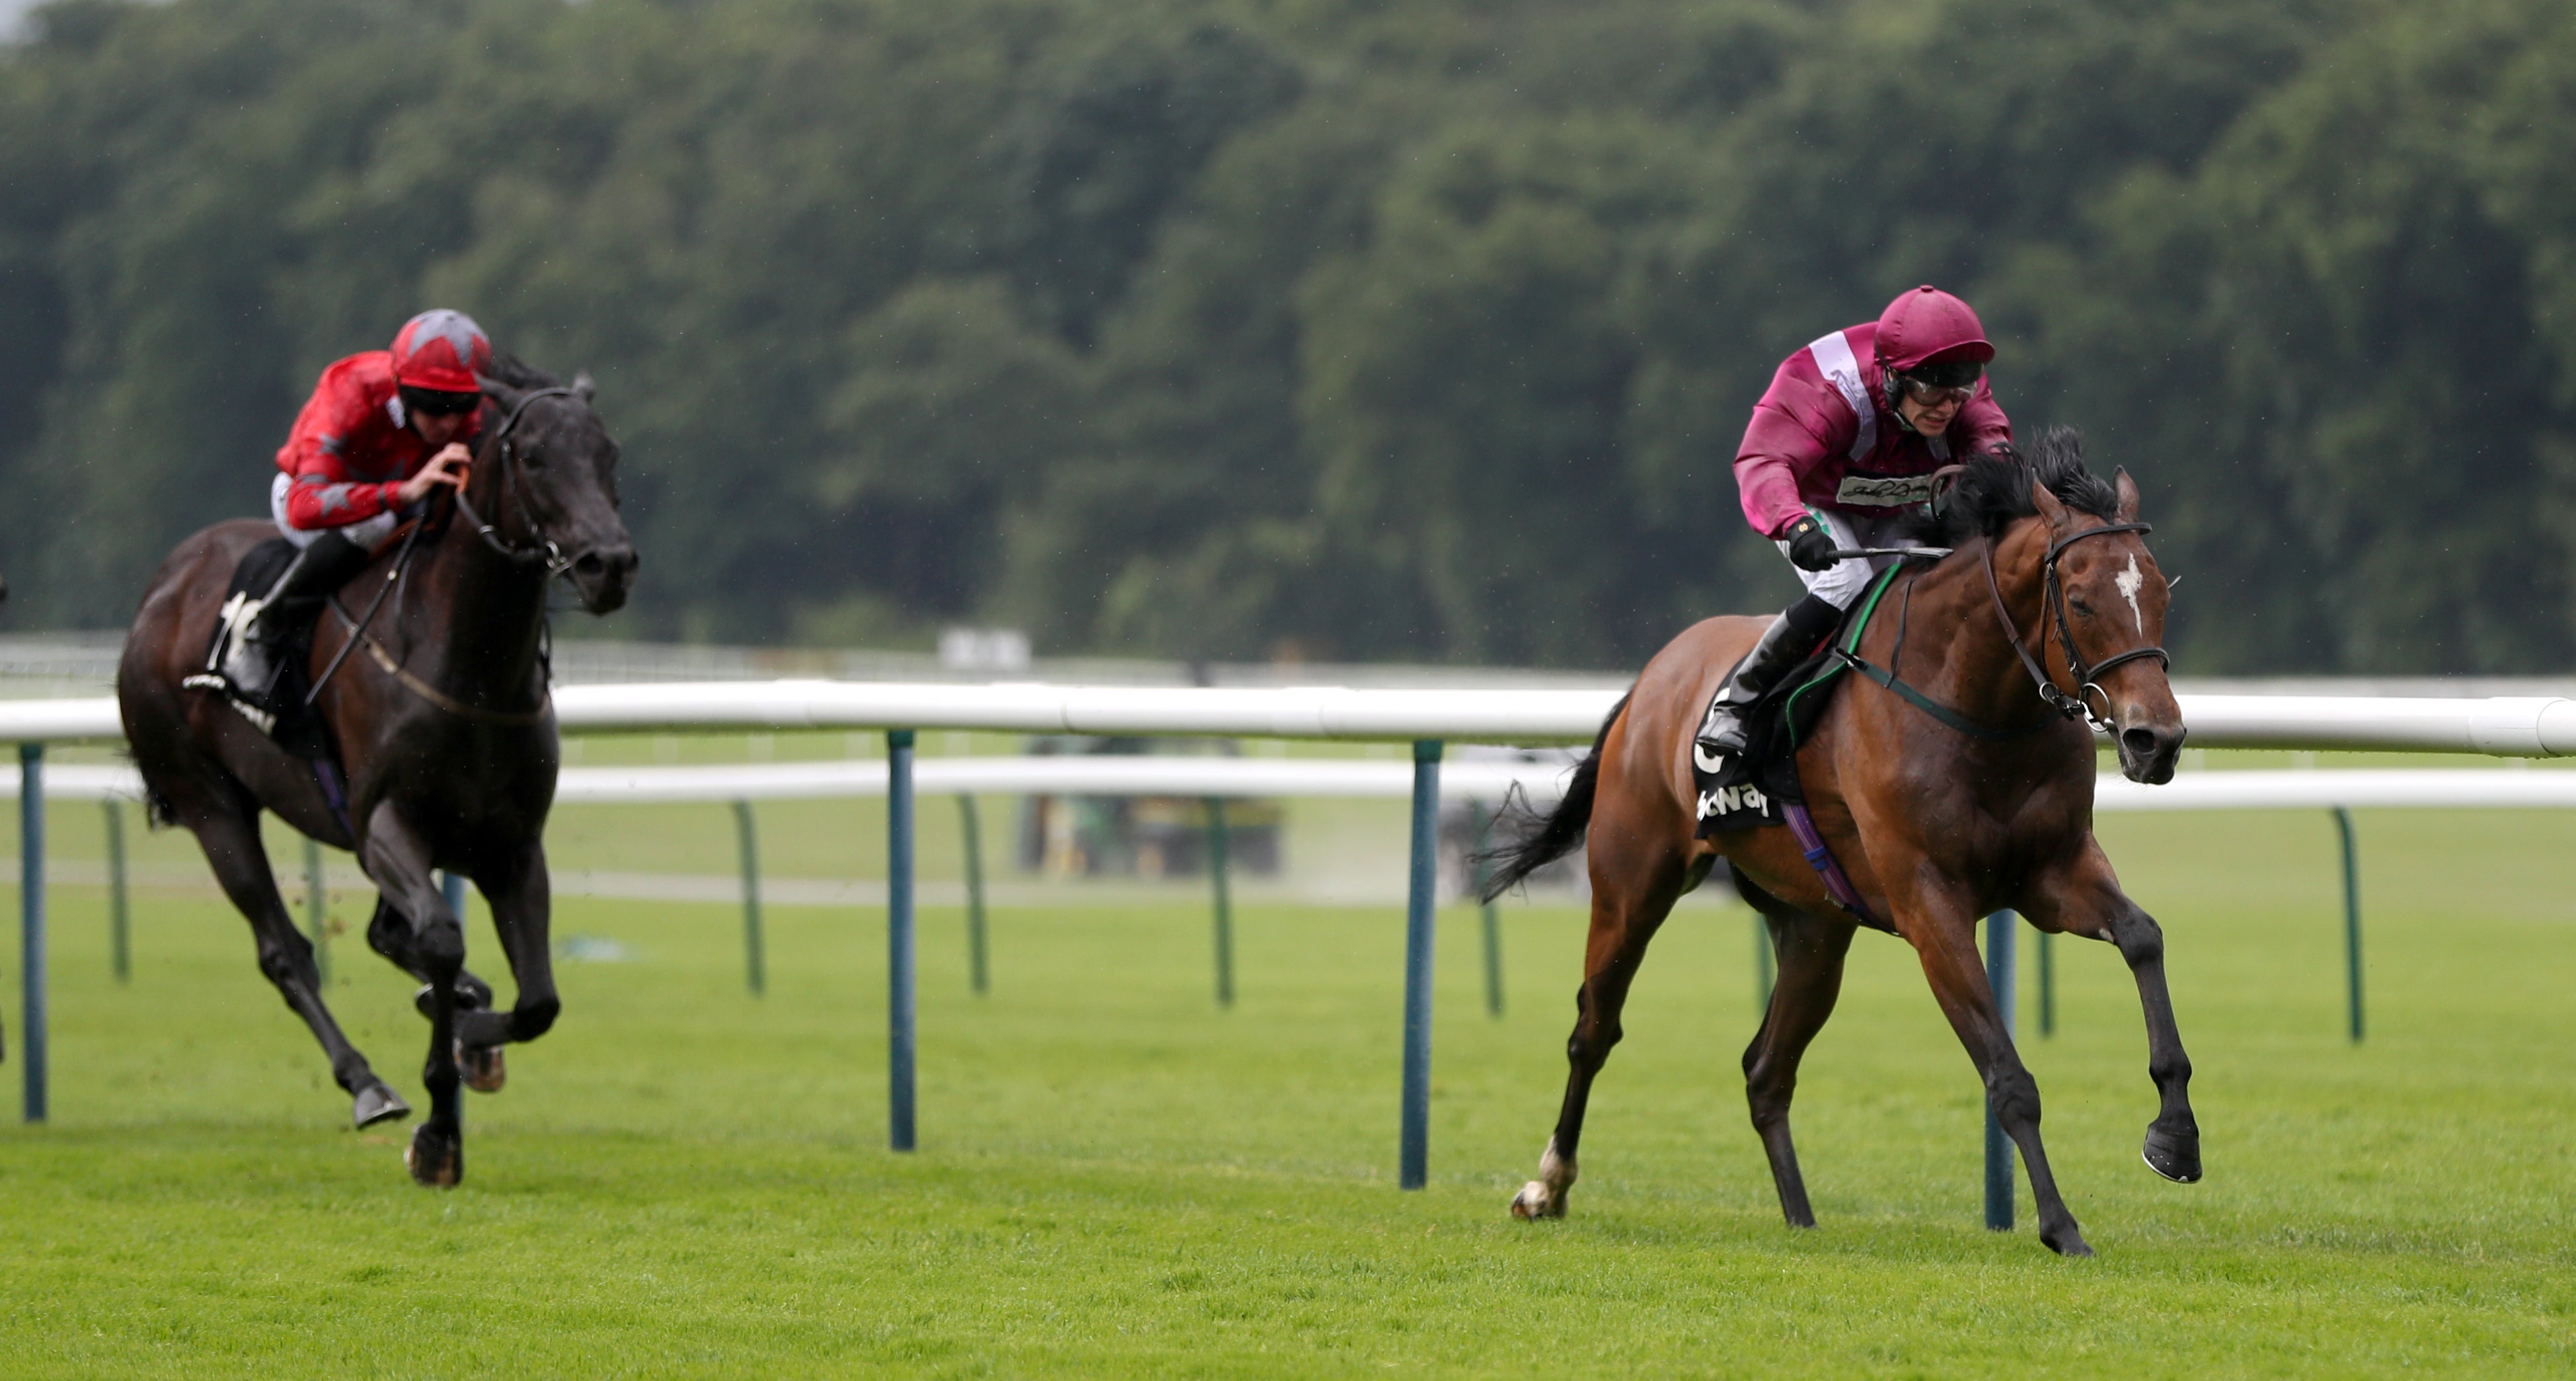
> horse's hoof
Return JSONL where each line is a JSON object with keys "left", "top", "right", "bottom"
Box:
{"left": 2045, "top": 1231, "right": 2096, "bottom": 1259}
{"left": 404, "top": 1125, "right": 462, "bottom": 1189}
{"left": 1510, "top": 1181, "right": 1564, "bottom": 1220}
{"left": 351, "top": 1082, "right": 412, "bottom": 1129}
{"left": 459, "top": 1042, "right": 506, "bottom": 1094}
{"left": 2142, "top": 1125, "right": 2203, "bottom": 1183}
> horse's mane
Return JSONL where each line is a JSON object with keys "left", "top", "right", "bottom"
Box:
{"left": 1911, "top": 426, "right": 2120, "bottom": 545}
{"left": 481, "top": 352, "right": 561, "bottom": 391}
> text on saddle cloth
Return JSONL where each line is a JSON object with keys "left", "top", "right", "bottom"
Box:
{"left": 1691, "top": 565, "right": 1905, "bottom": 836}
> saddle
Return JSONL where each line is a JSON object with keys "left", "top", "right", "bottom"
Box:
{"left": 1691, "top": 564, "right": 1907, "bottom": 837}
{"left": 187, "top": 536, "right": 338, "bottom": 762}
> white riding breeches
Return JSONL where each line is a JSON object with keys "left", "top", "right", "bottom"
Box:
{"left": 272, "top": 473, "right": 397, "bottom": 551}
{"left": 1778, "top": 508, "right": 1911, "bottom": 610}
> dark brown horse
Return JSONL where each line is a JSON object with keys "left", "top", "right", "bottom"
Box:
{"left": 1487, "top": 434, "right": 2195, "bottom": 1255}
{"left": 117, "top": 356, "right": 635, "bottom": 1186}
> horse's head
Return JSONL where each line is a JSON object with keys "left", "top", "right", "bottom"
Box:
{"left": 476, "top": 370, "right": 638, "bottom": 614}
{"left": 2028, "top": 469, "right": 2184, "bottom": 783}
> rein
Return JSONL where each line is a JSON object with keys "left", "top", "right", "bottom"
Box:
{"left": 308, "top": 383, "right": 579, "bottom": 724}
{"left": 1829, "top": 519, "right": 2168, "bottom": 740}
{"left": 453, "top": 385, "right": 580, "bottom": 575}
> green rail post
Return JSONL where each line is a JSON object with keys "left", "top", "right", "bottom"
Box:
{"left": 1206, "top": 797, "right": 1234, "bottom": 1009}
{"left": 1755, "top": 916, "right": 1775, "bottom": 1013}
{"left": 958, "top": 795, "right": 988, "bottom": 996}
{"left": 2037, "top": 929, "right": 2053, "bottom": 1038}
{"left": 2333, "top": 807, "right": 2362, "bottom": 1043}
{"left": 1469, "top": 800, "right": 1502, "bottom": 1018}
{"left": 20, "top": 742, "right": 47, "bottom": 1123}
{"left": 1984, "top": 910, "right": 2018, "bottom": 1231}
{"left": 733, "top": 799, "right": 764, "bottom": 997}
{"left": 103, "top": 799, "right": 129, "bottom": 985}
{"left": 888, "top": 729, "right": 917, "bottom": 1152}
{"left": 1398, "top": 739, "right": 1443, "bottom": 1190}
{"left": 303, "top": 835, "right": 328, "bottom": 990}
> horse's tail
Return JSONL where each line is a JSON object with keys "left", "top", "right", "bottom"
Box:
{"left": 1476, "top": 690, "right": 1630, "bottom": 903}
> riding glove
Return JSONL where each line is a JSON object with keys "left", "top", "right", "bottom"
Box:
{"left": 1784, "top": 516, "right": 1839, "bottom": 572}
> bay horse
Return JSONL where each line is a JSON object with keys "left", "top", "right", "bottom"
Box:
{"left": 117, "top": 356, "right": 636, "bottom": 1187}
{"left": 1487, "top": 433, "right": 2195, "bottom": 1255}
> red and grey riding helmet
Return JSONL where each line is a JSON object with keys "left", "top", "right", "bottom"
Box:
{"left": 389, "top": 309, "right": 491, "bottom": 395}
{"left": 1875, "top": 284, "right": 1993, "bottom": 404}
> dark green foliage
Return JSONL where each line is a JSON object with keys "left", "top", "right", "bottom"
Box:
{"left": 1, "top": 0, "right": 2569, "bottom": 670}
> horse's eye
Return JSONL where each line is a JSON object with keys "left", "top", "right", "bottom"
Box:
{"left": 2069, "top": 600, "right": 2094, "bottom": 617}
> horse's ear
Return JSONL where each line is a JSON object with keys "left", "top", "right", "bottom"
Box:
{"left": 2113, "top": 467, "right": 2141, "bottom": 523}
{"left": 572, "top": 370, "right": 596, "bottom": 403}
{"left": 478, "top": 375, "right": 525, "bottom": 413}
{"left": 2028, "top": 476, "right": 2070, "bottom": 528}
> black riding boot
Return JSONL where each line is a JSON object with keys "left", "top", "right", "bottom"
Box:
{"left": 215, "top": 531, "right": 372, "bottom": 707}
{"left": 1694, "top": 594, "right": 1844, "bottom": 759}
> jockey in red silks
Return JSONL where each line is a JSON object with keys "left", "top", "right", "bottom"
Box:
{"left": 1694, "top": 285, "right": 2012, "bottom": 758}
{"left": 212, "top": 309, "right": 485, "bottom": 699}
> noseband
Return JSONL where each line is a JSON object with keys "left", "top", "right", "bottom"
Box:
{"left": 1981, "top": 521, "right": 2169, "bottom": 734}
{"left": 453, "top": 385, "right": 581, "bottom": 576}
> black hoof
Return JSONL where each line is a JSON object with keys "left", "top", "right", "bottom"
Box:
{"left": 352, "top": 1082, "right": 412, "bottom": 1129}
{"left": 405, "top": 1125, "right": 461, "bottom": 1188}
{"left": 2044, "top": 1230, "right": 2096, "bottom": 1258}
{"left": 2142, "top": 1125, "right": 2203, "bottom": 1183}
{"left": 459, "top": 1042, "right": 506, "bottom": 1094}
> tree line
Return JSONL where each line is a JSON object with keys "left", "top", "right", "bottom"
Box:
{"left": 3, "top": 0, "right": 2573, "bottom": 672}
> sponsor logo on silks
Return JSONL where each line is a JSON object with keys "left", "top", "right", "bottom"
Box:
{"left": 1692, "top": 742, "right": 1727, "bottom": 773}
{"left": 1696, "top": 784, "right": 1769, "bottom": 820}
{"left": 1834, "top": 472, "right": 1940, "bottom": 507}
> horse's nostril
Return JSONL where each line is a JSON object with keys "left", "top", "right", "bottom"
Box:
{"left": 574, "top": 553, "right": 604, "bottom": 576}
{"left": 2121, "top": 727, "right": 2161, "bottom": 759}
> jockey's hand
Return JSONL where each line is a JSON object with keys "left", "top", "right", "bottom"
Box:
{"left": 396, "top": 445, "right": 471, "bottom": 506}
{"left": 1784, "top": 516, "right": 1839, "bottom": 572}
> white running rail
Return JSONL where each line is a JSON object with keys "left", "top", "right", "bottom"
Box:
{"left": 13, "top": 680, "right": 2576, "bottom": 752}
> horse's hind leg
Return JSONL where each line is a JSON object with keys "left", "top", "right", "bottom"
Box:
{"left": 1511, "top": 833, "right": 1690, "bottom": 1220}
{"left": 176, "top": 795, "right": 409, "bottom": 1127}
{"left": 359, "top": 801, "right": 467, "bottom": 1187}
{"left": 1735, "top": 883, "right": 1858, "bottom": 1228}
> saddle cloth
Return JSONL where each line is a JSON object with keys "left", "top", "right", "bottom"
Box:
{"left": 1691, "top": 565, "right": 1904, "bottom": 836}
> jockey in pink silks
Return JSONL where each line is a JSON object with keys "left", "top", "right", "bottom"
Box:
{"left": 1695, "top": 285, "right": 2014, "bottom": 758}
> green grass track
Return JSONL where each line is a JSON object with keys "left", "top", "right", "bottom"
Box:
{"left": 0, "top": 809, "right": 2571, "bottom": 1376}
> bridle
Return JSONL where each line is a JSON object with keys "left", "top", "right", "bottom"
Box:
{"left": 1981, "top": 520, "right": 2168, "bottom": 734}
{"left": 453, "top": 385, "right": 581, "bottom": 576}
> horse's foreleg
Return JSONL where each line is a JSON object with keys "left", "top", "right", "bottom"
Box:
{"left": 2025, "top": 846, "right": 2201, "bottom": 1184}
{"left": 1512, "top": 842, "right": 1686, "bottom": 1222}
{"left": 452, "top": 842, "right": 558, "bottom": 1089}
{"left": 1739, "top": 900, "right": 1857, "bottom": 1228}
{"left": 360, "top": 802, "right": 465, "bottom": 1188}
{"left": 183, "top": 802, "right": 408, "bottom": 1128}
{"left": 1911, "top": 911, "right": 2091, "bottom": 1257}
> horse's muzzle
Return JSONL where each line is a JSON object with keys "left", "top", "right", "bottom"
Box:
{"left": 2116, "top": 720, "right": 2185, "bottom": 785}
{"left": 567, "top": 543, "right": 638, "bottom": 615}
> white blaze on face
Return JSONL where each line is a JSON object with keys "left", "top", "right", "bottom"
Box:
{"left": 2115, "top": 554, "right": 2146, "bottom": 634}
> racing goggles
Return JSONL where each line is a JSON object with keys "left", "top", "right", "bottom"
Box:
{"left": 1895, "top": 358, "right": 1983, "bottom": 405}
{"left": 400, "top": 386, "right": 483, "bottom": 417}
